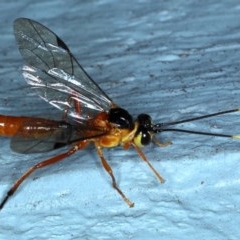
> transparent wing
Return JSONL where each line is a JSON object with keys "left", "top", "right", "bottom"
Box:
{"left": 13, "top": 18, "right": 113, "bottom": 122}
{"left": 11, "top": 134, "right": 68, "bottom": 154}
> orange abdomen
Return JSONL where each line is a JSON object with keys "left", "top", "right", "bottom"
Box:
{"left": 0, "top": 115, "right": 62, "bottom": 137}
{"left": 0, "top": 115, "right": 28, "bottom": 136}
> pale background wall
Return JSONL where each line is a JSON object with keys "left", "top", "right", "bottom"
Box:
{"left": 0, "top": 1, "right": 240, "bottom": 239}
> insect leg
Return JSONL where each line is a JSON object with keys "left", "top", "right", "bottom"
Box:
{"left": 62, "top": 94, "right": 82, "bottom": 121}
{"left": 152, "top": 135, "right": 172, "bottom": 147}
{"left": 94, "top": 142, "right": 134, "bottom": 208}
{"left": 0, "top": 141, "right": 89, "bottom": 210}
{"left": 131, "top": 143, "right": 165, "bottom": 183}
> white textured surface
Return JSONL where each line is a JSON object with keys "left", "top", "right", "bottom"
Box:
{"left": 0, "top": 1, "right": 240, "bottom": 239}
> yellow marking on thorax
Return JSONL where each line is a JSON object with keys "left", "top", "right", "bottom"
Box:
{"left": 97, "top": 122, "right": 138, "bottom": 148}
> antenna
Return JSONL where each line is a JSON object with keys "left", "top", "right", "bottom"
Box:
{"left": 153, "top": 108, "right": 240, "bottom": 139}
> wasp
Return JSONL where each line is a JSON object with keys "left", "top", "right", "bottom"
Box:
{"left": 0, "top": 18, "right": 239, "bottom": 210}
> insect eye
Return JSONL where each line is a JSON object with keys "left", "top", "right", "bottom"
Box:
{"left": 134, "top": 126, "right": 152, "bottom": 147}
{"left": 137, "top": 114, "right": 152, "bottom": 129}
{"left": 108, "top": 108, "right": 134, "bottom": 129}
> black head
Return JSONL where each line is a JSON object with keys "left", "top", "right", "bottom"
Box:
{"left": 134, "top": 113, "right": 154, "bottom": 147}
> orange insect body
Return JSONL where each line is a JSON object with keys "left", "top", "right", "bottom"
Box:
{"left": 0, "top": 108, "right": 137, "bottom": 149}
{"left": 0, "top": 112, "right": 138, "bottom": 150}
{"left": 0, "top": 115, "right": 26, "bottom": 136}
{"left": 0, "top": 115, "right": 60, "bottom": 137}
{"left": 95, "top": 118, "right": 138, "bottom": 149}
